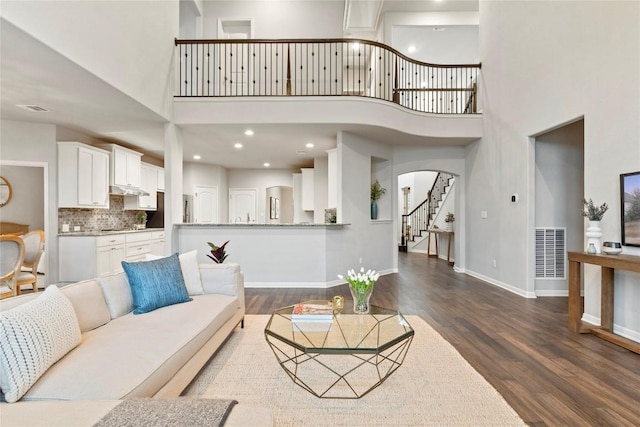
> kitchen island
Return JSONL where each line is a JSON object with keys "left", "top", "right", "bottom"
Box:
{"left": 176, "top": 223, "right": 359, "bottom": 288}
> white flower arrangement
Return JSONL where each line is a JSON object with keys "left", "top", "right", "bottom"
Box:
{"left": 338, "top": 267, "right": 380, "bottom": 294}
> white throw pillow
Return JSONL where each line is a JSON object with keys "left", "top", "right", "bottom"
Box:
{"left": 98, "top": 272, "right": 134, "bottom": 319}
{"left": 0, "top": 286, "right": 81, "bottom": 403}
{"left": 145, "top": 250, "right": 204, "bottom": 296}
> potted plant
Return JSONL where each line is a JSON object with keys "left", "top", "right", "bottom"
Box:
{"left": 582, "top": 198, "right": 608, "bottom": 254}
{"left": 370, "top": 180, "right": 386, "bottom": 220}
{"left": 135, "top": 211, "right": 147, "bottom": 230}
{"left": 207, "top": 240, "right": 229, "bottom": 263}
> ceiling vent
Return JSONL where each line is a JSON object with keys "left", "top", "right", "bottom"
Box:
{"left": 16, "top": 104, "right": 50, "bottom": 112}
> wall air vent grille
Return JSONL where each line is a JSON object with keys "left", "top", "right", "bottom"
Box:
{"left": 535, "top": 227, "right": 566, "bottom": 279}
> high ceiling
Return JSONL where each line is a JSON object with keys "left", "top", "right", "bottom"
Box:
{"left": 0, "top": 1, "right": 479, "bottom": 169}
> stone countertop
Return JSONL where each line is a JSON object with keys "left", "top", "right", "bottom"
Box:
{"left": 174, "top": 223, "right": 349, "bottom": 227}
{"left": 58, "top": 228, "right": 164, "bottom": 237}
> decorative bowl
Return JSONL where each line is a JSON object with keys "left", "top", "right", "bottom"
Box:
{"left": 602, "top": 247, "right": 623, "bottom": 255}
{"left": 603, "top": 241, "right": 622, "bottom": 248}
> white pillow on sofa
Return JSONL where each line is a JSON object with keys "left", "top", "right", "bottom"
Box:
{"left": 145, "top": 250, "right": 204, "bottom": 296}
{"left": 0, "top": 286, "right": 81, "bottom": 403}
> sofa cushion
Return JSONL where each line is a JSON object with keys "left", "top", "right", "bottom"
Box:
{"left": 98, "top": 272, "right": 133, "bottom": 319}
{"left": 21, "top": 294, "right": 240, "bottom": 400}
{"left": 146, "top": 250, "right": 204, "bottom": 296}
{"left": 60, "top": 279, "right": 111, "bottom": 332}
{"left": 121, "top": 254, "right": 191, "bottom": 315}
{"left": 0, "top": 286, "right": 81, "bottom": 403}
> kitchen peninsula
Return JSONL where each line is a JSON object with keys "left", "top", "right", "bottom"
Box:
{"left": 176, "top": 223, "right": 353, "bottom": 288}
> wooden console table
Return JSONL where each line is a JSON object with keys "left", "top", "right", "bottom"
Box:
{"left": 567, "top": 251, "right": 640, "bottom": 354}
{"left": 426, "top": 229, "right": 454, "bottom": 266}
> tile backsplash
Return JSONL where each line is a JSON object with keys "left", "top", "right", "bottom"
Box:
{"left": 58, "top": 195, "right": 142, "bottom": 233}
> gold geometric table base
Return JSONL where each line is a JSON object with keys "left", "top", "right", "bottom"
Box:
{"left": 265, "top": 332, "right": 413, "bottom": 399}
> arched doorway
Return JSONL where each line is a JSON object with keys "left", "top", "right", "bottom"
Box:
{"left": 398, "top": 170, "right": 456, "bottom": 264}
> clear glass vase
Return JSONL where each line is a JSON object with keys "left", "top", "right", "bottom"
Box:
{"left": 350, "top": 285, "right": 373, "bottom": 314}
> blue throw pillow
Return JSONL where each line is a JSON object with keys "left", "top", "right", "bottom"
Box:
{"left": 121, "top": 253, "right": 192, "bottom": 315}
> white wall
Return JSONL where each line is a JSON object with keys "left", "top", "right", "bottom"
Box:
{"left": 0, "top": 120, "right": 58, "bottom": 284}
{"left": 476, "top": 1, "right": 640, "bottom": 337}
{"left": 335, "top": 132, "right": 395, "bottom": 279}
{"left": 227, "top": 168, "right": 296, "bottom": 224}
{"left": 2, "top": 1, "right": 178, "bottom": 119}
{"left": 0, "top": 165, "right": 44, "bottom": 231}
{"left": 183, "top": 161, "right": 228, "bottom": 222}
{"left": 313, "top": 156, "right": 329, "bottom": 224}
{"left": 202, "top": 1, "right": 344, "bottom": 39}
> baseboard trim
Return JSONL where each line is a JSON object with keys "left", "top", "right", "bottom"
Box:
{"left": 582, "top": 313, "right": 640, "bottom": 343}
{"left": 535, "top": 290, "right": 569, "bottom": 297}
{"left": 463, "top": 269, "right": 537, "bottom": 299}
{"left": 246, "top": 268, "right": 398, "bottom": 289}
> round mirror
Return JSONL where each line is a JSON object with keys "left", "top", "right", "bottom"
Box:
{"left": 0, "top": 176, "right": 13, "bottom": 207}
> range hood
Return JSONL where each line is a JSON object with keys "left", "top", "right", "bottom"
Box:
{"left": 109, "top": 185, "right": 149, "bottom": 197}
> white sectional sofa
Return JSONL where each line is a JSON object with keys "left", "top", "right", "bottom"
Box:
{"left": 0, "top": 259, "right": 272, "bottom": 426}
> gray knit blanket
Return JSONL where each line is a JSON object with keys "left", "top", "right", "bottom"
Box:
{"left": 93, "top": 398, "right": 238, "bottom": 427}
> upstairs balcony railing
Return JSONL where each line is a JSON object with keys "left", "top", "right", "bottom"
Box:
{"left": 175, "top": 38, "right": 481, "bottom": 114}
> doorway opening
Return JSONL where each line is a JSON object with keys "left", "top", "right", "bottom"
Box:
{"left": 398, "top": 170, "right": 456, "bottom": 264}
{"left": 0, "top": 161, "right": 48, "bottom": 290}
{"left": 533, "top": 119, "right": 584, "bottom": 296}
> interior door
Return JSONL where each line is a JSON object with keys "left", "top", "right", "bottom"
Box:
{"left": 229, "top": 188, "right": 256, "bottom": 223}
{"left": 194, "top": 185, "right": 218, "bottom": 223}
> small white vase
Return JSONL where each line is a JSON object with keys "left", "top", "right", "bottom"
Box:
{"left": 585, "top": 220, "right": 602, "bottom": 254}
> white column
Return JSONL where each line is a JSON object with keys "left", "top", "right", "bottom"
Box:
{"left": 164, "top": 123, "right": 183, "bottom": 254}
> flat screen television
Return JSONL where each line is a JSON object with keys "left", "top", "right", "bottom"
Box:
{"left": 620, "top": 171, "right": 640, "bottom": 247}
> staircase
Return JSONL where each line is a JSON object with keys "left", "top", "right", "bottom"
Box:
{"left": 399, "top": 173, "right": 454, "bottom": 252}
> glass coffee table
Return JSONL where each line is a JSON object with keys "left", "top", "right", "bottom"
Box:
{"left": 264, "top": 300, "right": 414, "bottom": 399}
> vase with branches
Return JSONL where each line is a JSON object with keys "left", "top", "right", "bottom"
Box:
{"left": 370, "top": 180, "right": 386, "bottom": 220}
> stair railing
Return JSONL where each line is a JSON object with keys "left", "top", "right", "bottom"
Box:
{"left": 400, "top": 172, "right": 454, "bottom": 250}
{"left": 175, "top": 38, "right": 481, "bottom": 115}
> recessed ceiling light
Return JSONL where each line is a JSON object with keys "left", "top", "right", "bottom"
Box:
{"left": 305, "top": 143, "right": 314, "bottom": 148}
{"left": 296, "top": 150, "right": 307, "bottom": 155}
{"left": 234, "top": 143, "right": 243, "bottom": 149}
{"left": 263, "top": 162, "right": 270, "bottom": 167}
{"left": 193, "top": 155, "right": 201, "bottom": 160}
{"left": 352, "top": 42, "right": 360, "bottom": 51}
{"left": 244, "top": 129, "right": 254, "bottom": 136}
{"left": 407, "top": 45, "right": 416, "bottom": 54}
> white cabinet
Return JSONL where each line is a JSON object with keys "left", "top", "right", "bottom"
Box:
{"left": 157, "top": 167, "right": 165, "bottom": 191}
{"left": 99, "top": 144, "right": 142, "bottom": 189}
{"left": 301, "top": 168, "right": 314, "bottom": 211}
{"left": 125, "top": 231, "right": 153, "bottom": 262}
{"left": 150, "top": 230, "right": 165, "bottom": 255}
{"left": 124, "top": 163, "right": 157, "bottom": 210}
{"left": 58, "top": 141, "right": 110, "bottom": 209}
{"left": 95, "top": 235, "right": 126, "bottom": 277}
{"left": 59, "top": 231, "right": 164, "bottom": 282}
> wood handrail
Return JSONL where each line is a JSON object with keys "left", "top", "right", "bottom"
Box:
{"left": 174, "top": 37, "right": 482, "bottom": 70}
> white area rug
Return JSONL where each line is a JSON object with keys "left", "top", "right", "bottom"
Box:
{"left": 184, "top": 315, "right": 525, "bottom": 426}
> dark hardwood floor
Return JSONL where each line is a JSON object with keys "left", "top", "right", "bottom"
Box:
{"left": 245, "top": 252, "right": 640, "bottom": 426}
